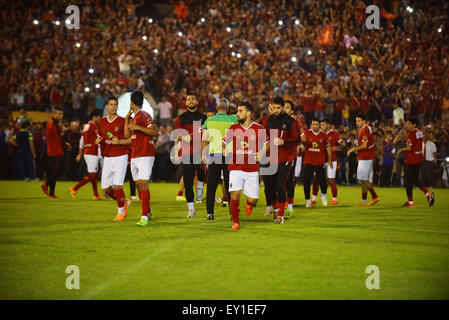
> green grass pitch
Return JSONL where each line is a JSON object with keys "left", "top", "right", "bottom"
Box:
{"left": 0, "top": 180, "right": 448, "bottom": 300}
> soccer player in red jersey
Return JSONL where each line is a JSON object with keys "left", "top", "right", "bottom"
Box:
{"left": 223, "top": 102, "right": 268, "bottom": 230}
{"left": 347, "top": 114, "right": 380, "bottom": 206}
{"left": 124, "top": 91, "right": 159, "bottom": 226}
{"left": 264, "top": 97, "right": 301, "bottom": 224}
{"left": 311, "top": 118, "right": 344, "bottom": 205}
{"left": 96, "top": 97, "right": 131, "bottom": 221}
{"left": 69, "top": 110, "right": 102, "bottom": 200}
{"left": 41, "top": 107, "right": 71, "bottom": 198}
{"left": 173, "top": 95, "right": 207, "bottom": 217}
{"left": 283, "top": 100, "right": 305, "bottom": 217}
{"left": 397, "top": 117, "right": 435, "bottom": 207}
{"left": 301, "top": 117, "right": 332, "bottom": 208}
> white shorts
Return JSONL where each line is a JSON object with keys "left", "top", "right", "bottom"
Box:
{"left": 357, "top": 159, "right": 373, "bottom": 182}
{"left": 229, "top": 170, "right": 259, "bottom": 199}
{"left": 84, "top": 154, "right": 99, "bottom": 173}
{"left": 294, "top": 157, "right": 302, "bottom": 177}
{"left": 325, "top": 161, "right": 337, "bottom": 179}
{"left": 130, "top": 156, "right": 155, "bottom": 181}
{"left": 101, "top": 154, "right": 128, "bottom": 189}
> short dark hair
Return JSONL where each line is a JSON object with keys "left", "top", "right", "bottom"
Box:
{"left": 274, "top": 96, "right": 284, "bottom": 107}
{"left": 131, "top": 91, "right": 144, "bottom": 108}
{"left": 311, "top": 117, "right": 320, "bottom": 123}
{"left": 356, "top": 114, "right": 367, "bottom": 121}
{"left": 90, "top": 110, "right": 102, "bottom": 119}
{"left": 239, "top": 102, "right": 253, "bottom": 113}
{"left": 321, "top": 117, "right": 330, "bottom": 124}
{"left": 285, "top": 100, "right": 295, "bottom": 111}
{"left": 21, "top": 119, "right": 31, "bottom": 128}
{"left": 107, "top": 96, "right": 118, "bottom": 104}
{"left": 408, "top": 116, "right": 419, "bottom": 126}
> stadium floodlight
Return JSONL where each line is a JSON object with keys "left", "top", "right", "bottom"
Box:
{"left": 231, "top": 51, "right": 236, "bottom": 56}
{"left": 177, "top": 31, "right": 183, "bottom": 37}
{"left": 75, "top": 42, "right": 81, "bottom": 48}
{"left": 54, "top": 20, "right": 60, "bottom": 26}
{"left": 226, "top": 27, "right": 231, "bottom": 32}
{"left": 95, "top": 84, "right": 100, "bottom": 89}
{"left": 153, "top": 49, "right": 158, "bottom": 54}
{"left": 84, "top": 87, "right": 90, "bottom": 93}
{"left": 291, "top": 56, "right": 297, "bottom": 62}
{"left": 33, "top": 19, "right": 39, "bottom": 25}
{"left": 295, "top": 19, "right": 300, "bottom": 25}
{"left": 237, "top": 53, "right": 242, "bottom": 58}
{"left": 88, "top": 68, "right": 94, "bottom": 74}
{"left": 148, "top": 18, "right": 153, "bottom": 23}
{"left": 278, "top": 20, "right": 283, "bottom": 26}
{"left": 200, "top": 17, "right": 205, "bottom": 23}
{"left": 406, "top": 6, "right": 413, "bottom": 13}
{"left": 142, "top": 35, "right": 148, "bottom": 40}
{"left": 307, "top": 50, "right": 312, "bottom": 55}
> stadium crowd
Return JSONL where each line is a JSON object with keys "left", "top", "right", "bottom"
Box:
{"left": 0, "top": 0, "right": 448, "bottom": 188}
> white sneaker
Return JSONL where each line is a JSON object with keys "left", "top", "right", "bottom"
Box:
{"left": 264, "top": 206, "right": 274, "bottom": 216}
{"left": 321, "top": 196, "right": 328, "bottom": 207}
{"left": 131, "top": 195, "right": 138, "bottom": 200}
{"left": 305, "top": 200, "right": 311, "bottom": 208}
{"left": 187, "top": 209, "right": 196, "bottom": 218}
{"left": 215, "top": 196, "right": 222, "bottom": 203}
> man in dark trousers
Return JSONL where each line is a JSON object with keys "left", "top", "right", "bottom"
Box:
{"left": 9, "top": 119, "right": 36, "bottom": 180}
{"left": 264, "top": 97, "right": 301, "bottom": 224}
{"left": 173, "top": 95, "right": 207, "bottom": 217}
{"left": 202, "top": 98, "right": 237, "bottom": 220}
{"left": 41, "top": 107, "right": 70, "bottom": 198}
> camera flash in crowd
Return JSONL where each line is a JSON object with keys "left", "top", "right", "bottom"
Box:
{"left": 307, "top": 50, "right": 312, "bottom": 55}
{"left": 84, "top": 87, "right": 90, "bottom": 93}
{"left": 200, "top": 17, "right": 205, "bottom": 23}
{"left": 438, "top": 27, "right": 442, "bottom": 33}
{"left": 75, "top": 42, "right": 81, "bottom": 48}
{"left": 295, "top": 19, "right": 300, "bottom": 25}
{"left": 237, "top": 53, "right": 242, "bottom": 58}
{"left": 231, "top": 51, "right": 236, "bottom": 57}
{"left": 153, "top": 49, "right": 158, "bottom": 54}
{"left": 54, "top": 20, "right": 60, "bottom": 26}
{"left": 177, "top": 31, "right": 183, "bottom": 37}
{"left": 142, "top": 35, "right": 148, "bottom": 40}
{"left": 65, "top": 19, "right": 71, "bottom": 25}
{"left": 226, "top": 27, "right": 231, "bottom": 32}
{"left": 291, "top": 56, "right": 297, "bottom": 62}
{"left": 95, "top": 84, "right": 100, "bottom": 89}
{"left": 278, "top": 20, "right": 283, "bottom": 26}
{"left": 33, "top": 20, "right": 39, "bottom": 25}
{"left": 148, "top": 18, "right": 153, "bottom": 23}
{"left": 88, "top": 68, "right": 94, "bottom": 74}
{"left": 229, "top": 44, "right": 233, "bottom": 48}
{"left": 407, "top": 6, "right": 413, "bottom": 13}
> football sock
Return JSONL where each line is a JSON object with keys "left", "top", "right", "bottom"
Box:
{"left": 369, "top": 188, "right": 378, "bottom": 199}
{"left": 115, "top": 188, "right": 125, "bottom": 211}
{"left": 73, "top": 176, "right": 89, "bottom": 191}
{"left": 177, "top": 190, "right": 183, "bottom": 197}
{"left": 141, "top": 189, "right": 150, "bottom": 217}
{"left": 420, "top": 187, "right": 429, "bottom": 195}
{"left": 230, "top": 199, "right": 240, "bottom": 224}
{"left": 330, "top": 182, "right": 337, "bottom": 198}
{"left": 89, "top": 173, "right": 99, "bottom": 197}
{"left": 187, "top": 202, "right": 194, "bottom": 210}
{"left": 362, "top": 192, "right": 367, "bottom": 203}
{"left": 312, "top": 179, "right": 319, "bottom": 197}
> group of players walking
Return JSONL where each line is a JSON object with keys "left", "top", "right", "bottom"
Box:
{"left": 42, "top": 91, "right": 435, "bottom": 230}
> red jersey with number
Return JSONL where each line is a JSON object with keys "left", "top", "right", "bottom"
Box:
{"left": 224, "top": 122, "right": 267, "bottom": 172}
{"left": 302, "top": 129, "right": 328, "bottom": 166}
{"left": 357, "top": 124, "right": 375, "bottom": 160}
{"left": 405, "top": 128, "right": 424, "bottom": 164}
{"left": 131, "top": 110, "right": 155, "bottom": 158}
{"left": 81, "top": 121, "right": 98, "bottom": 155}
{"left": 98, "top": 116, "right": 129, "bottom": 157}
{"left": 325, "top": 130, "right": 343, "bottom": 162}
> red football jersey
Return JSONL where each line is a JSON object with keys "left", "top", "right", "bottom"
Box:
{"left": 325, "top": 130, "right": 343, "bottom": 162}
{"left": 296, "top": 120, "right": 305, "bottom": 157}
{"left": 405, "top": 128, "right": 424, "bottom": 164}
{"left": 45, "top": 118, "right": 63, "bottom": 157}
{"left": 81, "top": 121, "right": 98, "bottom": 155}
{"left": 357, "top": 124, "right": 375, "bottom": 160}
{"left": 130, "top": 110, "right": 155, "bottom": 158}
{"left": 224, "top": 122, "right": 267, "bottom": 172}
{"left": 302, "top": 129, "right": 328, "bottom": 166}
{"left": 98, "top": 116, "right": 129, "bottom": 157}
